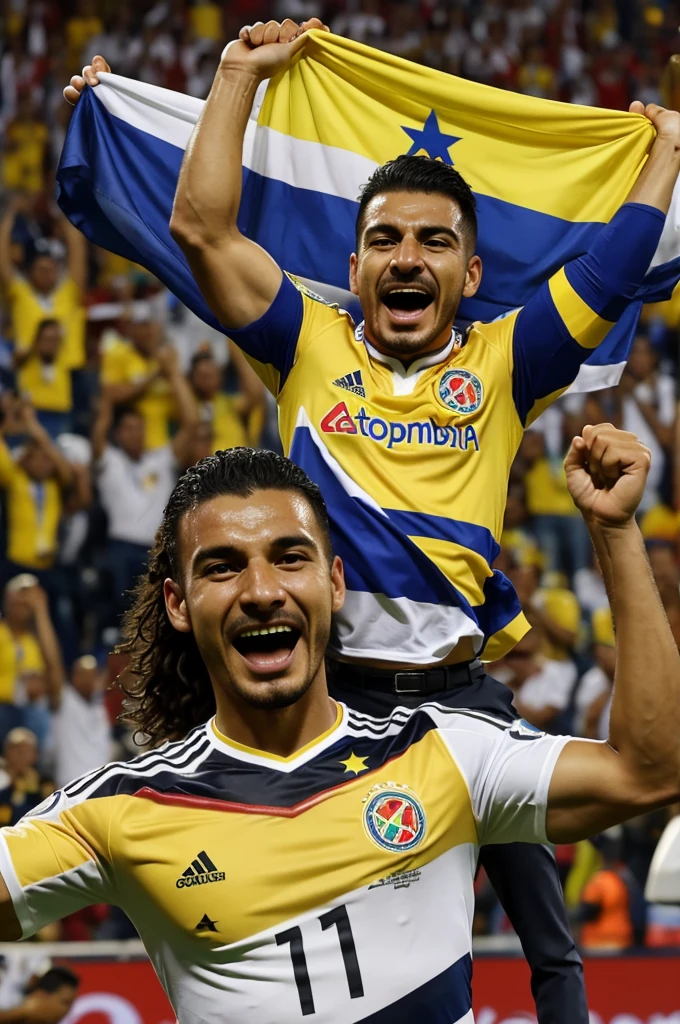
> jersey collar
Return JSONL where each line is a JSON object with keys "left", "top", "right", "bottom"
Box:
{"left": 207, "top": 701, "right": 347, "bottom": 772}
{"left": 355, "top": 322, "right": 462, "bottom": 380}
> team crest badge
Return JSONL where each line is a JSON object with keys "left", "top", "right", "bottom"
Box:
{"left": 438, "top": 368, "right": 483, "bottom": 415}
{"left": 363, "top": 782, "right": 426, "bottom": 853}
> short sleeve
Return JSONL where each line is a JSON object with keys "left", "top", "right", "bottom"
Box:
{"left": 0, "top": 789, "right": 117, "bottom": 937}
{"left": 433, "top": 709, "right": 570, "bottom": 847}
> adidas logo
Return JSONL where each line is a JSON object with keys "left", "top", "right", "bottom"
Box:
{"left": 333, "top": 369, "right": 365, "bottom": 398}
{"left": 176, "top": 851, "right": 225, "bottom": 889}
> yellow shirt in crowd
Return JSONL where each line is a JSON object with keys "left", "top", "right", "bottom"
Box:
{"left": 8, "top": 276, "right": 85, "bottom": 370}
{"left": 2, "top": 120, "right": 48, "bottom": 194}
{"left": 0, "top": 623, "right": 45, "bottom": 704}
{"left": 0, "top": 443, "right": 62, "bottom": 570}
{"left": 592, "top": 607, "right": 615, "bottom": 648}
{"left": 525, "top": 456, "right": 579, "bottom": 517}
{"left": 536, "top": 586, "right": 581, "bottom": 661}
{"left": 101, "top": 339, "right": 174, "bottom": 450}
{"left": 199, "top": 394, "right": 248, "bottom": 450}
{"left": 18, "top": 356, "right": 72, "bottom": 413}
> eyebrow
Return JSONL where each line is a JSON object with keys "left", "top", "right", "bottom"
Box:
{"left": 192, "top": 535, "right": 319, "bottom": 570}
{"left": 364, "top": 223, "right": 461, "bottom": 244}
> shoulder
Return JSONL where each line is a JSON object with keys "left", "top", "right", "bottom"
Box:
{"left": 51, "top": 723, "right": 213, "bottom": 808}
{"left": 344, "top": 701, "right": 515, "bottom": 744}
{"left": 466, "top": 310, "right": 521, "bottom": 365}
{"left": 286, "top": 273, "right": 355, "bottom": 334}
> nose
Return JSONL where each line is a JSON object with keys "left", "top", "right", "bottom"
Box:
{"left": 391, "top": 235, "right": 423, "bottom": 275}
{"left": 238, "top": 559, "right": 286, "bottom": 614}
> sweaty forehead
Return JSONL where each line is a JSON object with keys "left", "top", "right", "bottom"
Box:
{"left": 178, "top": 490, "right": 320, "bottom": 567}
{"left": 360, "top": 190, "right": 464, "bottom": 235}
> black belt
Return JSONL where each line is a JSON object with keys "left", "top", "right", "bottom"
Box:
{"left": 332, "top": 658, "right": 484, "bottom": 695}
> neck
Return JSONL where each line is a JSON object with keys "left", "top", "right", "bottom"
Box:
{"left": 213, "top": 677, "right": 337, "bottom": 759}
{"left": 363, "top": 323, "right": 459, "bottom": 369}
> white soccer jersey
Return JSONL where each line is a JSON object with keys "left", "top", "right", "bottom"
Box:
{"left": 0, "top": 703, "right": 571, "bottom": 1023}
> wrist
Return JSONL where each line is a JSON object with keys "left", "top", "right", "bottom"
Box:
{"left": 587, "top": 514, "right": 640, "bottom": 543}
{"left": 216, "top": 60, "right": 267, "bottom": 88}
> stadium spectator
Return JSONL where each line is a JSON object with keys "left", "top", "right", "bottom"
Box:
{"left": 92, "top": 358, "right": 198, "bottom": 629}
{"left": 521, "top": 429, "right": 592, "bottom": 580}
{"left": 188, "top": 345, "right": 265, "bottom": 450}
{"left": 614, "top": 335, "right": 676, "bottom": 511}
{"left": 0, "top": 198, "right": 87, "bottom": 372}
{"left": 0, "top": 728, "right": 54, "bottom": 828}
{"left": 0, "top": 402, "right": 87, "bottom": 656}
{"left": 0, "top": 966, "right": 80, "bottom": 1024}
{"left": 646, "top": 540, "right": 680, "bottom": 650}
{"left": 100, "top": 305, "right": 179, "bottom": 450}
{"left": 497, "top": 628, "right": 574, "bottom": 732}
{"left": 51, "top": 655, "right": 113, "bottom": 789}
{"left": 0, "top": 578, "right": 55, "bottom": 729}
{"left": 578, "top": 828, "right": 640, "bottom": 951}
{"left": 577, "top": 607, "right": 615, "bottom": 739}
{"left": 13, "top": 319, "right": 73, "bottom": 438}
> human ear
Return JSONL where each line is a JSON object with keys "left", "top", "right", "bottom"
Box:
{"left": 164, "top": 579, "right": 192, "bottom": 633}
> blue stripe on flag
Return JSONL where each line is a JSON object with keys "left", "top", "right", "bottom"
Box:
{"left": 56, "top": 88, "right": 664, "bottom": 385}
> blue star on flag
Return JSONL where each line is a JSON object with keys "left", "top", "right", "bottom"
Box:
{"left": 401, "top": 110, "right": 461, "bottom": 165}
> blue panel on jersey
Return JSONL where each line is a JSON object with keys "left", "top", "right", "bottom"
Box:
{"left": 475, "top": 570, "right": 525, "bottom": 651}
{"left": 563, "top": 203, "right": 666, "bottom": 322}
{"left": 383, "top": 508, "right": 500, "bottom": 567}
{"left": 356, "top": 953, "right": 471, "bottom": 1023}
{"left": 289, "top": 426, "right": 477, "bottom": 613}
{"left": 227, "top": 273, "right": 303, "bottom": 382}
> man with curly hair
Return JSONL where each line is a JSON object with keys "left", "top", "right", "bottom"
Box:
{"left": 0, "top": 427, "right": 678, "bottom": 1024}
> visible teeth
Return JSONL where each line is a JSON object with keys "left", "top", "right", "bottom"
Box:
{"left": 389, "top": 288, "right": 428, "bottom": 294}
{"left": 239, "top": 626, "right": 294, "bottom": 638}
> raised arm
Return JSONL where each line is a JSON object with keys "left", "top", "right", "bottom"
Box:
{"left": 157, "top": 346, "right": 199, "bottom": 464}
{"left": 0, "top": 198, "right": 19, "bottom": 291}
{"left": 169, "top": 19, "right": 327, "bottom": 330}
{"left": 25, "top": 585, "right": 65, "bottom": 711}
{"left": 60, "top": 213, "right": 87, "bottom": 292}
{"left": 91, "top": 393, "right": 113, "bottom": 462}
{"left": 20, "top": 403, "right": 74, "bottom": 490}
{"left": 546, "top": 424, "right": 680, "bottom": 842}
{"left": 510, "top": 105, "right": 680, "bottom": 428}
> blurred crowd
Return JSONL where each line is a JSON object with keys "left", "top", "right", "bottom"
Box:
{"left": 1, "top": 0, "right": 680, "bottom": 952}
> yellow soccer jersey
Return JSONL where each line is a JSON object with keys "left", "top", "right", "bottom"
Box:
{"left": 229, "top": 262, "right": 619, "bottom": 664}
{"left": 0, "top": 703, "right": 568, "bottom": 1024}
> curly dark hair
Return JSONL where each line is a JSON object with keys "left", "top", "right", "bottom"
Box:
{"left": 355, "top": 154, "right": 477, "bottom": 250}
{"left": 117, "top": 447, "right": 332, "bottom": 746}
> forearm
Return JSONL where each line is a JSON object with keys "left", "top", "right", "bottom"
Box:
{"left": 0, "top": 1008, "right": 28, "bottom": 1023}
{"left": 169, "top": 369, "right": 199, "bottom": 429}
{"left": 171, "top": 63, "right": 260, "bottom": 246}
{"left": 31, "top": 425, "right": 74, "bottom": 488}
{"left": 626, "top": 137, "right": 680, "bottom": 214}
{"left": 590, "top": 519, "right": 680, "bottom": 779}
{"left": 34, "top": 607, "right": 64, "bottom": 705}
{"left": 0, "top": 213, "right": 14, "bottom": 286}
{"left": 104, "top": 375, "right": 158, "bottom": 405}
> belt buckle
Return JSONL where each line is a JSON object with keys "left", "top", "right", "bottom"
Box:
{"left": 394, "top": 672, "right": 426, "bottom": 695}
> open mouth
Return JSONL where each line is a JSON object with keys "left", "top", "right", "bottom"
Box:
{"left": 381, "top": 288, "right": 434, "bottom": 323}
{"left": 232, "top": 625, "right": 302, "bottom": 673}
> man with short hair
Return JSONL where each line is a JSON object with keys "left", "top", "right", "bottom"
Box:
{"left": 13, "top": 319, "right": 74, "bottom": 439}
{"left": 0, "top": 426, "right": 677, "bottom": 1024}
{"left": 0, "top": 197, "right": 87, "bottom": 372}
{"left": 0, "top": 729, "right": 54, "bottom": 828}
{"left": 0, "top": 966, "right": 80, "bottom": 1024}
{"left": 51, "top": 655, "right": 113, "bottom": 789}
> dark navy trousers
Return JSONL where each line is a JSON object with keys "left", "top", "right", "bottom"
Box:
{"left": 328, "top": 667, "right": 588, "bottom": 1024}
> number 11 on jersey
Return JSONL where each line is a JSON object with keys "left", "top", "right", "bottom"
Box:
{"left": 275, "top": 904, "right": 365, "bottom": 1016}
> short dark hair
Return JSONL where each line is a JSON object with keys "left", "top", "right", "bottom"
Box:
{"left": 113, "top": 404, "right": 144, "bottom": 429}
{"left": 34, "top": 318, "right": 60, "bottom": 341}
{"left": 355, "top": 154, "right": 477, "bottom": 250}
{"left": 31, "top": 967, "right": 79, "bottom": 994}
{"left": 118, "top": 448, "right": 332, "bottom": 745}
